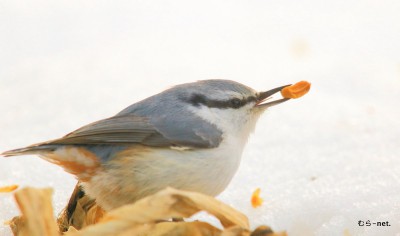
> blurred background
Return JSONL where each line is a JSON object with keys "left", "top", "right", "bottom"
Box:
{"left": 1, "top": 1, "right": 399, "bottom": 235}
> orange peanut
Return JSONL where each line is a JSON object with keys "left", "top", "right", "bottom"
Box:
{"left": 281, "top": 81, "right": 311, "bottom": 99}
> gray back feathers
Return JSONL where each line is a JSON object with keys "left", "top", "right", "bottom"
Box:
{"left": 2, "top": 80, "right": 257, "bottom": 160}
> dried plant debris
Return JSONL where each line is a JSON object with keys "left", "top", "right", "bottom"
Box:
{"left": 66, "top": 187, "right": 250, "bottom": 236}
{"left": 251, "top": 226, "right": 287, "bottom": 236}
{"left": 0, "top": 185, "right": 18, "bottom": 193}
{"left": 57, "top": 183, "right": 104, "bottom": 232}
{"left": 9, "top": 188, "right": 58, "bottom": 236}
{"left": 8, "top": 187, "right": 286, "bottom": 236}
{"left": 251, "top": 188, "right": 263, "bottom": 208}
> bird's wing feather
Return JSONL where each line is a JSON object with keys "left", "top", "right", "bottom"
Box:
{"left": 47, "top": 115, "right": 170, "bottom": 146}
{"left": 47, "top": 115, "right": 221, "bottom": 148}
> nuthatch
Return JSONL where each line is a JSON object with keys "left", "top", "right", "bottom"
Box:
{"left": 2, "top": 80, "right": 291, "bottom": 210}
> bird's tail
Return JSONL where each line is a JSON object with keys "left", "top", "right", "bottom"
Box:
{"left": 1, "top": 143, "right": 57, "bottom": 157}
{"left": 3, "top": 143, "right": 101, "bottom": 182}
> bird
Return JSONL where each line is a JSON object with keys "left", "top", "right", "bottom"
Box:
{"left": 2, "top": 80, "right": 291, "bottom": 212}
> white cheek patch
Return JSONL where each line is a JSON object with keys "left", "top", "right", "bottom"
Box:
{"left": 189, "top": 103, "right": 256, "bottom": 132}
{"left": 41, "top": 146, "right": 100, "bottom": 181}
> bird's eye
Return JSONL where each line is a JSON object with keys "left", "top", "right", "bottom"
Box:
{"left": 230, "top": 98, "right": 242, "bottom": 108}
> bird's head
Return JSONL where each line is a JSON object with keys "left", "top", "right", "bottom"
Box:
{"left": 175, "top": 80, "right": 290, "bottom": 138}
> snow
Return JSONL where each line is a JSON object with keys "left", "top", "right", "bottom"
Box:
{"left": 1, "top": 1, "right": 400, "bottom": 235}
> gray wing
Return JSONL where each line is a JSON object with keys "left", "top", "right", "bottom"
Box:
{"left": 47, "top": 114, "right": 221, "bottom": 148}
{"left": 47, "top": 115, "right": 168, "bottom": 146}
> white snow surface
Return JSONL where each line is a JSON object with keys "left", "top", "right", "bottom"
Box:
{"left": 1, "top": 1, "right": 400, "bottom": 235}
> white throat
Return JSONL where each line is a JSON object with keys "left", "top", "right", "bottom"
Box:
{"left": 188, "top": 104, "right": 262, "bottom": 144}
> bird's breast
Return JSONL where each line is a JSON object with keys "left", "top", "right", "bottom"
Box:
{"left": 82, "top": 136, "right": 247, "bottom": 210}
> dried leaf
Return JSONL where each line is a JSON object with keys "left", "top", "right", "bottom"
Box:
{"left": 9, "top": 186, "right": 283, "bottom": 236}
{"left": 12, "top": 187, "right": 59, "bottom": 236}
{"left": 6, "top": 216, "right": 25, "bottom": 236}
{"left": 221, "top": 225, "right": 250, "bottom": 236}
{"left": 250, "top": 225, "right": 287, "bottom": 236}
{"left": 58, "top": 193, "right": 104, "bottom": 232}
{"left": 67, "top": 187, "right": 249, "bottom": 235}
{"left": 66, "top": 226, "right": 79, "bottom": 233}
{"left": 103, "top": 187, "right": 249, "bottom": 229}
{"left": 132, "top": 221, "right": 222, "bottom": 236}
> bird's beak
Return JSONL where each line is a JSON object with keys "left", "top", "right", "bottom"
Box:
{"left": 256, "top": 85, "right": 291, "bottom": 108}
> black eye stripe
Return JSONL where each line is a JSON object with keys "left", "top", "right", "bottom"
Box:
{"left": 186, "top": 94, "right": 256, "bottom": 109}
{"left": 189, "top": 94, "right": 207, "bottom": 106}
{"left": 230, "top": 98, "right": 242, "bottom": 108}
